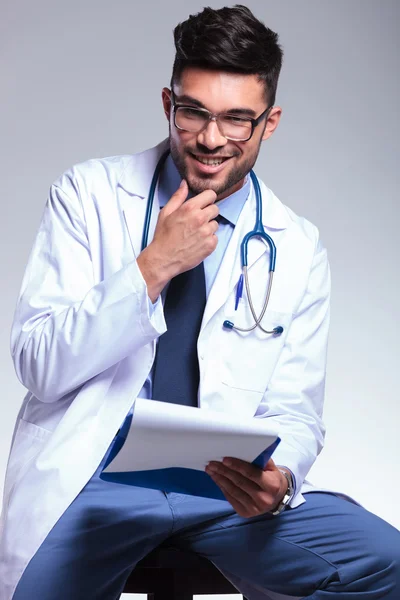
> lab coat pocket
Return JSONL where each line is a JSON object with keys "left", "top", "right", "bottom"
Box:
{"left": 5, "top": 419, "right": 52, "bottom": 499}
{"left": 220, "top": 309, "right": 293, "bottom": 393}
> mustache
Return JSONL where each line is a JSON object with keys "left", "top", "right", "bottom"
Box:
{"left": 187, "top": 146, "right": 238, "bottom": 158}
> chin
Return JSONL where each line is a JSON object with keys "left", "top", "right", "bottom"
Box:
{"left": 187, "top": 175, "right": 226, "bottom": 197}
{"left": 185, "top": 166, "right": 230, "bottom": 194}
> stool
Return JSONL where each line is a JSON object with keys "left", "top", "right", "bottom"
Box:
{"left": 123, "top": 546, "right": 247, "bottom": 599}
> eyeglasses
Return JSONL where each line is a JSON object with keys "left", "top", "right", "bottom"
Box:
{"left": 171, "top": 91, "right": 272, "bottom": 142}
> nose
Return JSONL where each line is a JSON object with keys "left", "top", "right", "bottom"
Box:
{"left": 197, "top": 118, "right": 228, "bottom": 150}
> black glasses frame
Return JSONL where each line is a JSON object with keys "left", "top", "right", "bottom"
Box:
{"left": 170, "top": 90, "right": 272, "bottom": 142}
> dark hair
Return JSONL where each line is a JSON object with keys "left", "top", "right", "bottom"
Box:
{"left": 171, "top": 5, "right": 283, "bottom": 106}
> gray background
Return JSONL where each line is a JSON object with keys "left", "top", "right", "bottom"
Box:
{"left": 1, "top": 3, "right": 399, "bottom": 590}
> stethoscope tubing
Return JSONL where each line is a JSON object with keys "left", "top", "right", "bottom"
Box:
{"left": 141, "top": 150, "right": 170, "bottom": 253}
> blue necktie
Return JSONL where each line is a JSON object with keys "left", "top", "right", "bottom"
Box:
{"left": 152, "top": 262, "right": 206, "bottom": 407}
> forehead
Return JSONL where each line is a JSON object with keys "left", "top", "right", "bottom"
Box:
{"left": 174, "top": 67, "right": 266, "bottom": 111}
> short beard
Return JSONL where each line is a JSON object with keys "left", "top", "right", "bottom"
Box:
{"left": 169, "top": 134, "right": 262, "bottom": 198}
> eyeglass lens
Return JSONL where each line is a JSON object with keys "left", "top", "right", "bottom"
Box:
{"left": 175, "top": 107, "right": 252, "bottom": 141}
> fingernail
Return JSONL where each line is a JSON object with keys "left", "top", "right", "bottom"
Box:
{"left": 179, "top": 179, "right": 186, "bottom": 188}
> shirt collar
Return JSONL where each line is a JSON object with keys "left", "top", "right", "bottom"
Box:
{"left": 158, "top": 154, "right": 250, "bottom": 226}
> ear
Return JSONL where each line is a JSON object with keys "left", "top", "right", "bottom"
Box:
{"left": 262, "top": 106, "right": 282, "bottom": 141}
{"left": 162, "top": 88, "right": 172, "bottom": 121}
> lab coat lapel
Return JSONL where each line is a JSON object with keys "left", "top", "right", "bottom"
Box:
{"left": 119, "top": 139, "right": 169, "bottom": 256}
{"left": 201, "top": 182, "right": 291, "bottom": 332}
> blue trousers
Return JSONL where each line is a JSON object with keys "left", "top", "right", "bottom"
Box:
{"left": 13, "top": 438, "right": 399, "bottom": 599}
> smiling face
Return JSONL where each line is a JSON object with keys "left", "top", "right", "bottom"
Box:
{"left": 162, "top": 67, "right": 282, "bottom": 201}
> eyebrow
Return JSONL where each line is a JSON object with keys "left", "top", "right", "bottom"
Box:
{"left": 174, "top": 93, "right": 258, "bottom": 118}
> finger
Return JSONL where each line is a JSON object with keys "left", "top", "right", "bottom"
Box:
{"left": 202, "top": 203, "right": 219, "bottom": 222}
{"left": 162, "top": 180, "right": 188, "bottom": 215}
{"left": 189, "top": 189, "right": 218, "bottom": 209}
{"left": 217, "top": 460, "right": 283, "bottom": 506}
{"left": 207, "top": 219, "right": 219, "bottom": 235}
{"left": 209, "top": 473, "right": 259, "bottom": 516}
{"left": 221, "top": 457, "right": 266, "bottom": 484}
{"left": 213, "top": 481, "right": 252, "bottom": 517}
{"left": 263, "top": 458, "right": 278, "bottom": 472}
{"left": 221, "top": 489, "right": 262, "bottom": 518}
{"left": 210, "top": 469, "right": 276, "bottom": 514}
{"left": 207, "top": 463, "right": 261, "bottom": 495}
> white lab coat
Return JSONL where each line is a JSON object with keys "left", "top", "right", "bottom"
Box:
{"left": 0, "top": 138, "right": 332, "bottom": 600}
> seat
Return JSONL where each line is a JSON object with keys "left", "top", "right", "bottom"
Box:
{"left": 123, "top": 545, "right": 246, "bottom": 599}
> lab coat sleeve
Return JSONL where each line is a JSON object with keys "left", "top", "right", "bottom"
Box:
{"left": 254, "top": 233, "right": 330, "bottom": 497}
{"left": 10, "top": 182, "right": 166, "bottom": 404}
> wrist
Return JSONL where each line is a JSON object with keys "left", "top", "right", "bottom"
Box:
{"left": 270, "top": 469, "right": 294, "bottom": 516}
{"left": 137, "top": 245, "right": 171, "bottom": 303}
{"left": 278, "top": 468, "right": 289, "bottom": 498}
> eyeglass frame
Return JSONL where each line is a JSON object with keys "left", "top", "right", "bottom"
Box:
{"left": 170, "top": 90, "right": 273, "bottom": 142}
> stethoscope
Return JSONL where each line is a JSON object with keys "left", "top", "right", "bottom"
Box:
{"left": 141, "top": 150, "right": 284, "bottom": 336}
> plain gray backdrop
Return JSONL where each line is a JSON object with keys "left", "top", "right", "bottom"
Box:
{"left": 1, "top": 3, "right": 399, "bottom": 572}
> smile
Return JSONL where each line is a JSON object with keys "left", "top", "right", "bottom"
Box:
{"left": 189, "top": 153, "right": 234, "bottom": 174}
{"left": 193, "top": 155, "right": 230, "bottom": 166}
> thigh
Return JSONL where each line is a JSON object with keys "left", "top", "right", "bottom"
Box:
{"left": 12, "top": 461, "right": 173, "bottom": 600}
{"left": 172, "top": 492, "right": 400, "bottom": 599}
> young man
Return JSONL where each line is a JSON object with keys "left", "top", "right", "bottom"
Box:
{"left": 1, "top": 5, "right": 398, "bottom": 599}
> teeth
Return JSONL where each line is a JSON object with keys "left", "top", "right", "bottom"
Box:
{"left": 195, "top": 156, "right": 225, "bottom": 166}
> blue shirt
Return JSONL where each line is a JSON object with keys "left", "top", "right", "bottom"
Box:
{"left": 138, "top": 153, "right": 250, "bottom": 400}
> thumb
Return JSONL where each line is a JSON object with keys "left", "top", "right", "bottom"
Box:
{"left": 263, "top": 458, "right": 277, "bottom": 472}
{"left": 163, "top": 179, "right": 188, "bottom": 215}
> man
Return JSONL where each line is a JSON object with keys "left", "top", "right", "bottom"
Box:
{"left": 1, "top": 5, "right": 398, "bottom": 599}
